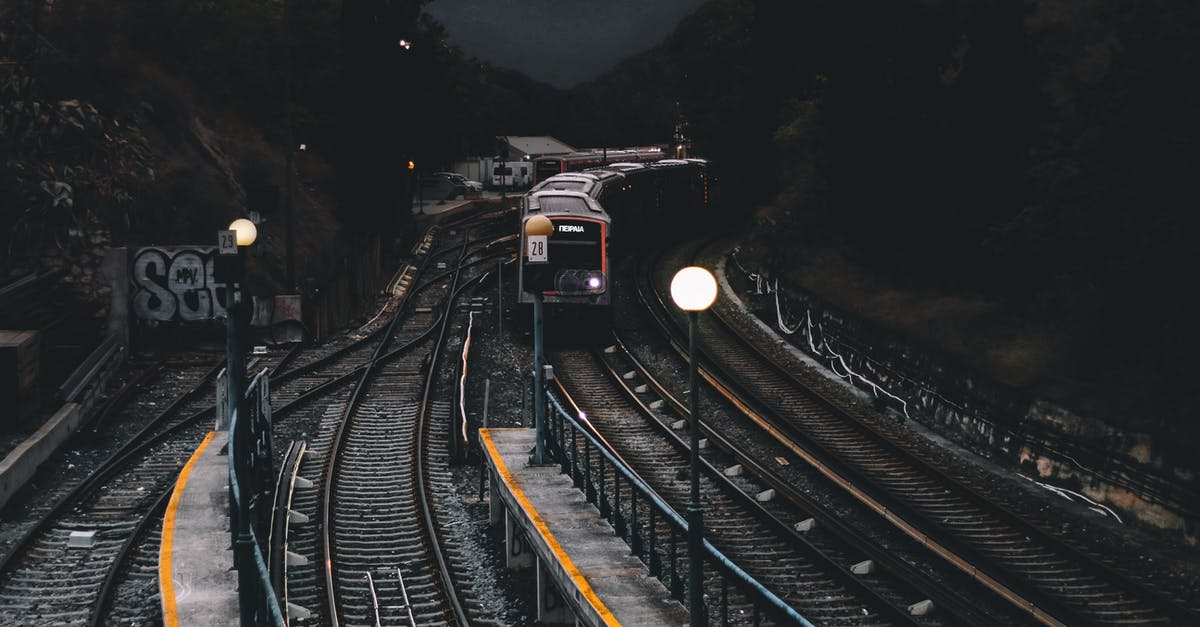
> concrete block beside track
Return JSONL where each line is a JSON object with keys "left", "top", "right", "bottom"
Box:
{"left": 0, "top": 403, "right": 81, "bottom": 510}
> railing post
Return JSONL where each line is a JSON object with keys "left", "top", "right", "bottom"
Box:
{"left": 669, "top": 528, "right": 682, "bottom": 600}
{"left": 649, "top": 507, "right": 659, "bottom": 576}
{"left": 598, "top": 455, "right": 608, "bottom": 519}
{"left": 571, "top": 426, "right": 581, "bottom": 488}
{"left": 614, "top": 474, "right": 624, "bottom": 538}
{"left": 584, "top": 444, "right": 594, "bottom": 503}
{"left": 558, "top": 411, "right": 568, "bottom": 473}
{"left": 631, "top": 491, "right": 641, "bottom": 556}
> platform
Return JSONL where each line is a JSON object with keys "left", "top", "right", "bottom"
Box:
{"left": 159, "top": 430, "right": 240, "bottom": 626}
{"left": 481, "top": 428, "right": 689, "bottom": 626}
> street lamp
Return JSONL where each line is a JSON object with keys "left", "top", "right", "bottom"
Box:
{"left": 219, "top": 217, "right": 260, "bottom": 626}
{"left": 524, "top": 214, "right": 553, "bottom": 464}
{"left": 670, "top": 265, "right": 717, "bottom": 626}
{"left": 220, "top": 218, "right": 258, "bottom": 424}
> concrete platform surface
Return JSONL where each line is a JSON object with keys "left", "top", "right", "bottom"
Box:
{"left": 159, "top": 431, "right": 239, "bottom": 627}
{"left": 482, "top": 428, "right": 689, "bottom": 626}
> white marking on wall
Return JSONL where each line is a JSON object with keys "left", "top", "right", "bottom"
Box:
{"left": 131, "top": 246, "right": 231, "bottom": 322}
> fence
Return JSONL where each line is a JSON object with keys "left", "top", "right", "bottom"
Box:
{"left": 543, "top": 392, "right": 813, "bottom": 626}
{"left": 228, "top": 368, "right": 286, "bottom": 626}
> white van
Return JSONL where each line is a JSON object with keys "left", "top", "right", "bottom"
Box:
{"left": 491, "top": 161, "right": 532, "bottom": 189}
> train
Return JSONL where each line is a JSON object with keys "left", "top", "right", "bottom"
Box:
{"left": 517, "top": 158, "right": 715, "bottom": 321}
{"left": 531, "top": 147, "right": 668, "bottom": 186}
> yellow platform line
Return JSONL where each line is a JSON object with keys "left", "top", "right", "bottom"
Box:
{"left": 481, "top": 428, "right": 620, "bottom": 626}
{"left": 159, "top": 431, "right": 216, "bottom": 627}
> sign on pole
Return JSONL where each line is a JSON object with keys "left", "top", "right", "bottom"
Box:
{"left": 526, "top": 235, "right": 548, "bottom": 264}
{"left": 218, "top": 230, "right": 238, "bottom": 255}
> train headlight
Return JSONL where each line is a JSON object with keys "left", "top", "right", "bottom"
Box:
{"left": 554, "top": 270, "right": 607, "bottom": 295}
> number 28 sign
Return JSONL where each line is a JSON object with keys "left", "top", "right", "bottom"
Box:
{"left": 526, "top": 235, "right": 548, "bottom": 264}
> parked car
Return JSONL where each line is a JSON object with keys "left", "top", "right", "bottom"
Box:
{"left": 434, "top": 172, "right": 483, "bottom": 192}
{"left": 415, "top": 173, "right": 469, "bottom": 201}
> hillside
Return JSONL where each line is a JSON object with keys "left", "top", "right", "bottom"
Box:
{"left": 745, "top": 0, "right": 1200, "bottom": 455}
{"left": 548, "top": 0, "right": 1200, "bottom": 458}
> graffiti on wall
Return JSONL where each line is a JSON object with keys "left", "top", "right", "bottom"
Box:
{"left": 131, "top": 246, "right": 232, "bottom": 322}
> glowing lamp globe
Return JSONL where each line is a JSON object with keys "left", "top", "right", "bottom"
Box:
{"left": 228, "top": 218, "right": 257, "bottom": 246}
{"left": 670, "top": 266, "right": 717, "bottom": 312}
{"left": 524, "top": 215, "right": 553, "bottom": 237}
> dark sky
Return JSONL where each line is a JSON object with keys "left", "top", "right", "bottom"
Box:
{"left": 424, "top": 0, "right": 709, "bottom": 89}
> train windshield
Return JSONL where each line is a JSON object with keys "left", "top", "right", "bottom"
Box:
{"left": 549, "top": 219, "right": 603, "bottom": 270}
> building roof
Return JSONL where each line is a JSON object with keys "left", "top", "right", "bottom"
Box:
{"left": 499, "top": 136, "right": 576, "bottom": 157}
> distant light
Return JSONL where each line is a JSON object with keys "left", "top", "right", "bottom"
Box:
{"left": 408, "top": 160, "right": 415, "bottom": 170}
{"left": 298, "top": 143, "right": 307, "bottom": 151}
{"left": 398, "top": 39, "right": 412, "bottom": 50}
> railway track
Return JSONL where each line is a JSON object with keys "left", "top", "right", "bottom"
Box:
{"left": 637, "top": 243, "right": 1200, "bottom": 626}
{"left": 0, "top": 356, "right": 236, "bottom": 625}
{"left": 549, "top": 347, "right": 935, "bottom": 626}
{"left": 0, "top": 206, "right": 518, "bottom": 625}
{"left": 269, "top": 212, "right": 516, "bottom": 626}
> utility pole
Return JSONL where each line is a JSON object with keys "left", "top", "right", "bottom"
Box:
{"left": 282, "top": 0, "right": 297, "bottom": 292}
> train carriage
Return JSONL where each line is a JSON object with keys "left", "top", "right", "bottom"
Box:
{"left": 517, "top": 159, "right": 716, "bottom": 324}
{"left": 518, "top": 190, "right": 612, "bottom": 307}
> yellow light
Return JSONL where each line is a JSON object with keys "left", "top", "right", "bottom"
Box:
{"left": 524, "top": 215, "right": 553, "bottom": 237}
{"left": 408, "top": 160, "right": 415, "bottom": 170}
{"left": 228, "top": 218, "right": 257, "bottom": 246}
{"left": 670, "top": 266, "right": 717, "bottom": 312}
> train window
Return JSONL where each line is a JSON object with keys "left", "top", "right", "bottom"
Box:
{"left": 535, "top": 196, "right": 590, "bottom": 213}
{"left": 543, "top": 181, "right": 587, "bottom": 191}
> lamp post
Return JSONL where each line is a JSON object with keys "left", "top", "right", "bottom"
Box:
{"left": 224, "top": 219, "right": 258, "bottom": 420}
{"left": 220, "top": 218, "right": 258, "bottom": 423}
{"left": 524, "top": 214, "right": 553, "bottom": 464}
{"left": 670, "top": 266, "right": 717, "bottom": 626}
{"left": 218, "top": 217, "right": 257, "bottom": 625}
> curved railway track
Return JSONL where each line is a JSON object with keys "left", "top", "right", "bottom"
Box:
{"left": 263, "top": 212, "right": 516, "bottom": 626}
{"left": 0, "top": 209, "right": 514, "bottom": 626}
{"left": 0, "top": 357, "right": 233, "bottom": 625}
{"left": 638, "top": 243, "right": 1200, "bottom": 626}
{"left": 549, "top": 347, "right": 936, "bottom": 626}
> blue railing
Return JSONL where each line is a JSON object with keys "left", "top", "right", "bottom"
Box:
{"left": 228, "top": 369, "right": 286, "bottom": 626}
{"left": 545, "top": 393, "right": 813, "bottom": 626}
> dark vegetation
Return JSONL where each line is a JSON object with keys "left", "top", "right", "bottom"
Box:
{"left": 747, "top": 0, "right": 1200, "bottom": 448}
{"left": 1, "top": 0, "right": 1196, "bottom": 445}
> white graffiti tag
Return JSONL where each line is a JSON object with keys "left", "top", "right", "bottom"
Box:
{"left": 131, "top": 247, "right": 231, "bottom": 322}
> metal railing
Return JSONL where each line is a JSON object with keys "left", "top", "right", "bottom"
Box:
{"left": 58, "top": 334, "right": 123, "bottom": 403}
{"left": 228, "top": 368, "right": 286, "bottom": 626}
{"left": 543, "top": 393, "right": 813, "bottom": 626}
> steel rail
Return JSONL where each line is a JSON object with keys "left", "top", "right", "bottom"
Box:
{"left": 0, "top": 358, "right": 224, "bottom": 576}
{"left": 602, "top": 330, "right": 1002, "bottom": 625}
{"left": 412, "top": 234, "right": 478, "bottom": 627}
{"left": 319, "top": 229, "right": 493, "bottom": 626}
{"left": 643, "top": 242, "right": 1199, "bottom": 625}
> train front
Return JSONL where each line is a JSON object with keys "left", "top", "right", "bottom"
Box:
{"left": 519, "top": 191, "right": 610, "bottom": 307}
